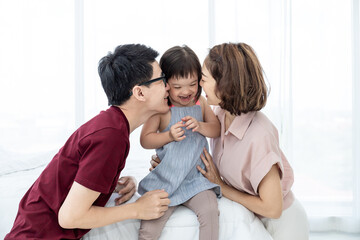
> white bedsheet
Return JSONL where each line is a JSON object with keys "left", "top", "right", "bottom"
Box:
{"left": 0, "top": 153, "right": 272, "bottom": 240}
{"left": 83, "top": 193, "right": 273, "bottom": 240}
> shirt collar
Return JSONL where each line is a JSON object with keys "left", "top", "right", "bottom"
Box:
{"left": 226, "top": 111, "right": 256, "bottom": 140}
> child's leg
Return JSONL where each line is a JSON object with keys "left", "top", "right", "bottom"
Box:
{"left": 183, "top": 190, "right": 219, "bottom": 240}
{"left": 138, "top": 206, "right": 177, "bottom": 240}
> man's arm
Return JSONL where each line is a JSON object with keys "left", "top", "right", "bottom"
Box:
{"left": 58, "top": 181, "right": 170, "bottom": 229}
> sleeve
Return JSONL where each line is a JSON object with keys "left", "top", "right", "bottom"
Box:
{"left": 75, "top": 128, "right": 128, "bottom": 194}
{"left": 249, "top": 131, "right": 284, "bottom": 194}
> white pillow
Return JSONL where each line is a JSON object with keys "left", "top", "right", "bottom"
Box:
{"left": 0, "top": 148, "right": 55, "bottom": 176}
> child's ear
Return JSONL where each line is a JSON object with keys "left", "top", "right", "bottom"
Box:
{"left": 131, "top": 86, "right": 146, "bottom": 102}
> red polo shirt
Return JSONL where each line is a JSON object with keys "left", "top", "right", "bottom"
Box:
{"left": 5, "top": 106, "right": 130, "bottom": 240}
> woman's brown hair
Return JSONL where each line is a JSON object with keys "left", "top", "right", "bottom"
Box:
{"left": 204, "top": 43, "right": 268, "bottom": 115}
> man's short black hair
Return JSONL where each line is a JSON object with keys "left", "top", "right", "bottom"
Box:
{"left": 98, "top": 44, "right": 159, "bottom": 106}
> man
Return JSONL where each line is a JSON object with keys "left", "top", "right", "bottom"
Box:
{"left": 5, "top": 44, "right": 171, "bottom": 239}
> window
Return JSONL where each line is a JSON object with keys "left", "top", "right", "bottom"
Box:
{"left": 0, "top": 0, "right": 359, "bottom": 233}
{"left": 291, "top": 0, "right": 354, "bottom": 218}
{"left": 0, "top": 0, "right": 75, "bottom": 173}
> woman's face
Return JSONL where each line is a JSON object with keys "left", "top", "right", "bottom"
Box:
{"left": 200, "top": 65, "right": 221, "bottom": 106}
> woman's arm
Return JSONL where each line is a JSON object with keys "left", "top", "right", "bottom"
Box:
{"left": 140, "top": 113, "right": 184, "bottom": 149}
{"left": 198, "top": 148, "right": 283, "bottom": 219}
{"left": 219, "top": 165, "right": 283, "bottom": 218}
{"left": 182, "top": 96, "right": 220, "bottom": 138}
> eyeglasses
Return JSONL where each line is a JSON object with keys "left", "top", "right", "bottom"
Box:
{"left": 129, "top": 73, "right": 167, "bottom": 96}
{"left": 138, "top": 73, "right": 167, "bottom": 87}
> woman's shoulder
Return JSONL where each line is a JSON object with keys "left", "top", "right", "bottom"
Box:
{"left": 251, "top": 111, "right": 279, "bottom": 141}
{"left": 252, "top": 111, "right": 276, "bottom": 129}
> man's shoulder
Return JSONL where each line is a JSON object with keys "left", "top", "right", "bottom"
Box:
{"left": 71, "top": 109, "right": 129, "bottom": 147}
{"left": 83, "top": 108, "right": 128, "bottom": 132}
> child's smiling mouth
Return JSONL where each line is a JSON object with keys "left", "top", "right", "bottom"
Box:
{"left": 179, "top": 95, "right": 192, "bottom": 101}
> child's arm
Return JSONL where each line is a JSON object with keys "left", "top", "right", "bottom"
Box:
{"left": 140, "top": 114, "right": 186, "bottom": 149}
{"left": 182, "top": 96, "right": 220, "bottom": 138}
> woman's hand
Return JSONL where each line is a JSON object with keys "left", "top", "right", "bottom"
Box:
{"left": 198, "top": 149, "right": 283, "bottom": 218}
{"left": 149, "top": 154, "right": 161, "bottom": 171}
{"left": 197, "top": 148, "right": 224, "bottom": 186}
{"left": 114, "top": 176, "right": 137, "bottom": 205}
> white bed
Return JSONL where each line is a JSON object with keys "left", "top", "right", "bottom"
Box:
{"left": 83, "top": 192, "right": 272, "bottom": 240}
{"left": 0, "top": 144, "right": 272, "bottom": 240}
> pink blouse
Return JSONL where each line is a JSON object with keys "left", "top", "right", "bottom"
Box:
{"left": 210, "top": 107, "right": 294, "bottom": 211}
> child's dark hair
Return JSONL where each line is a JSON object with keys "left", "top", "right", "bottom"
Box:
{"left": 98, "top": 44, "right": 159, "bottom": 106}
{"left": 160, "top": 45, "right": 202, "bottom": 105}
{"left": 204, "top": 43, "right": 268, "bottom": 115}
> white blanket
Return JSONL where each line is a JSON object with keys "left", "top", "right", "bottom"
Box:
{"left": 83, "top": 193, "right": 272, "bottom": 240}
{"left": 0, "top": 149, "right": 272, "bottom": 240}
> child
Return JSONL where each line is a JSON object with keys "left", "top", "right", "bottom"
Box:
{"left": 137, "top": 45, "right": 222, "bottom": 240}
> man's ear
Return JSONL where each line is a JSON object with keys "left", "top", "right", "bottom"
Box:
{"left": 131, "top": 86, "right": 146, "bottom": 102}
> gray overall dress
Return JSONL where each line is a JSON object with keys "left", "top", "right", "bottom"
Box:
{"left": 138, "top": 105, "right": 221, "bottom": 206}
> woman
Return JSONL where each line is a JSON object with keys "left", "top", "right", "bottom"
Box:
{"left": 152, "top": 42, "right": 309, "bottom": 240}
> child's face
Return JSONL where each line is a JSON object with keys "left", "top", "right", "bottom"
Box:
{"left": 167, "top": 75, "right": 198, "bottom": 107}
{"left": 200, "top": 65, "right": 221, "bottom": 106}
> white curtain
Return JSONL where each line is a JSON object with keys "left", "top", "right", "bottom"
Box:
{"left": 0, "top": 0, "right": 75, "bottom": 173}
{"left": 0, "top": 0, "right": 358, "bottom": 233}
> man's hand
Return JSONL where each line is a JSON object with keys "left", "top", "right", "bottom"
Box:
{"left": 114, "top": 176, "right": 137, "bottom": 205}
{"left": 134, "top": 189, "right": 170, "bottom": 220}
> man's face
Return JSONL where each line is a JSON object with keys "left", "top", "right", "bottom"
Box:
{"left": 145, "top": 61, "right": 170, "bottom": 113}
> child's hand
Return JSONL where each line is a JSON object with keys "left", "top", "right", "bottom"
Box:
{"left": 182, "top": 116, "right": 200, "bottom": 132}
{"left": 169, "top": 121, "right": 186, "bottom": 141}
